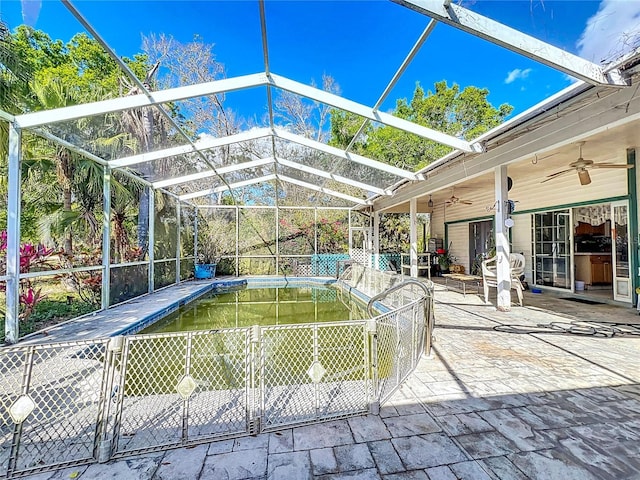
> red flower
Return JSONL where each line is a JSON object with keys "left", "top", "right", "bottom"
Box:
{"left": 19, "top": 287, "right": 41, "bottom": 308}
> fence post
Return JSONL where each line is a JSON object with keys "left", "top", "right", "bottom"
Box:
{"left": 7, "top": 347, "right": 35, "bottom": 476}
{"left": 423, "top": 294, "right": 435, "bottom": 357}
{"left": 367, "top": 319, "right": 380, "bottom": 415}
{"left": 249, "top": 325, "right": 261, "bottom": 435}
{"left": 97, "top": 336, "right": 124, "bottom": 463}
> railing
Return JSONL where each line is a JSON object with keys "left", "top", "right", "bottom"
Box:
{"left": 0, "top": 266, "right": 433, "bottom": 478}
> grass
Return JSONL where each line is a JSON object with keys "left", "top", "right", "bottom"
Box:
{"left": 0, "top": 287, "right": 98, "bottom": 344}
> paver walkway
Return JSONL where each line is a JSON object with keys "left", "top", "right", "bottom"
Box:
{"left": 20, "top": 285, "right": 640, "bottom": 479}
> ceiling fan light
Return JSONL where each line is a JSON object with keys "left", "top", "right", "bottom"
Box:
{"left": 578, "top": 169, "right": 591, "bottom": 185}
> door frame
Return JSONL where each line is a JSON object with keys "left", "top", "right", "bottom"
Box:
{"left": 611, "top": 200, "right": 632, "bottom": 302}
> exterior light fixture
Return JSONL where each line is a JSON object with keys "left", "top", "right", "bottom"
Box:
{"left": 9, "top": 395, "right": 36, "bottom": 424}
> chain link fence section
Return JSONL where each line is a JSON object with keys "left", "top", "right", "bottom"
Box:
{"left": 111, "top": 329, "right": 252, "bottom": 458}
{"left": 0, "top": 339, "right": 110, "bottom": 478}
{"left": 341, "top": 262, "right": 429, "bottom": 309}
{"left": 0, "top": 267, "right": 432, "bottom": 477}
{"left": 340, "top": 263, "right": 434, "bottom": 404}
{"left": 259, "top": 321, "right": 371, "bottom": 432}
{"left": 376, "top": 302, "right": 426, "bottom": 404}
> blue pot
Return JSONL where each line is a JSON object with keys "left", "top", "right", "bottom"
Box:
{"left": 195, "top": 263, "right": 216, "bottom": 279}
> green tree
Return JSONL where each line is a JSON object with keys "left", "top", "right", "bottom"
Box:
{"left": 331, "top": 81, "right": 513, "bottom": 171}
{"left": 11, "top": 28, "right": 150, "bottom": 255}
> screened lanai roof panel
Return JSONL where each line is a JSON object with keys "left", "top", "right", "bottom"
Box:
{"left": 171, "top": 164, "right": 276, "bottom": 199}
{"left": 167, "top": 88, "right": 271, "bottom": 136}
{"left": 263, "top": 1, "right": 427, "bottom": 110}
{"left": 272, "top": 138, "right": 401, "bottom": 190}
{"left": 275, "top": 179, "right": 357, "bottom": 208}
{"left": 122, "top": 134, "right": 272, "bottom": 185}
{"left": 37, "top": 101, "right": 191, "bottom": 166}
{"left": 275, "top": 164, "right": 368, "bottom": 200}
{"left": 65, "top": 1, "right": 266, "bottom": 80}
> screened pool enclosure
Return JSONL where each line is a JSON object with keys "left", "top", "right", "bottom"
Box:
{"left": 0, "top": 0, "right": 628, "bottom": 343}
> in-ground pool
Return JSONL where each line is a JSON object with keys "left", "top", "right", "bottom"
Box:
{"left": 141, "top": 282, "right": 367, "bottom": 333}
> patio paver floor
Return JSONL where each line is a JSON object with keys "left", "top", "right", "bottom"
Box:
{"left": 18, "top": 284, "right": 640, "bottom": 479}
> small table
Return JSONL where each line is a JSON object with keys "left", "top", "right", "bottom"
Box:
{"left": 441, "top": 273, "right": 482, "bottom": 296}
{"left": 401, "top": 253, "right": 432, "bottom": 280}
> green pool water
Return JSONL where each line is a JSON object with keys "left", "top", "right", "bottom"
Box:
{"left": 141, "top": 284, "right": 368, "bottom": 333}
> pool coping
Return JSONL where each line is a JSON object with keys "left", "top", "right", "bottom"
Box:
{"left": 119, "top": 276, "right": 341, "bottom": 336}
{"left": 16, "top": 276, "right": 346, "bottom": 345}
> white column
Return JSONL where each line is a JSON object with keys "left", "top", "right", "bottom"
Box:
{"left": 5, "top": 124, "right": 21, "bottom": 344}
{"left": 235, "top": 206, "right": 240, "bottom": 276}
{"left": 101, "top": 166, "right": 111, "bottom": 310}
{"left": 373, "top": 212, "right": 380, "bottom": 270}
{"left": 410, "top": 198, "right": 418, "bottom": 278}
{"left": 148, "top": 190, "right": 155, "bottom": 293}
{"left": 194, "top": 209, "right": 198, "bottom": 261}
{"left": 176, "top": 201, "right": 181, "bottom": 283}
{"left": 495, "top": 166, "right": 511, "bottom": 311}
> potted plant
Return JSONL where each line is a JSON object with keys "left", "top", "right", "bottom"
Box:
{"left": 437, "top": 250, "right": 456, "bottom": 275}
{"left": 195, "top": 251, "right": 219, "bottom": 279}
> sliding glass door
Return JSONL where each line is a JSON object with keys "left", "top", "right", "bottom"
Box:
{"left": 612, "top": 201, "right": 631, "bottom": 302}
{"left": 533, "top": 210, "right": 571, "bottom": 289}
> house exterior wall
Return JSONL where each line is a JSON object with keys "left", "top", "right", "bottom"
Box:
{"left": 511, "top": 214, "right": 533, "bottom": 284}
{"left": 430, "top": 207, "right": 446, "bottom": 241}
{"left": 446, "top": 223, "right": 470, "bottom": 273}
{"left": 441, "top": 168, "right": 628, "bottom": 225}
{"left": 438, "top": 165, "right": 630, "bottom": 290}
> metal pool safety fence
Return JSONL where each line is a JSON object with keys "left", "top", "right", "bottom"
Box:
{"left": 0, "top": 266, "right": 434, "bottom": 478}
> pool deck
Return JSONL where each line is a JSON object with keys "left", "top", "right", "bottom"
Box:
{"left": 16, "top": 282, "right": 640, "bottom": 479}
{"left": 18, "top": 276, "right": 247, "bottom": 345}
{"left": 17, "top": 276, "right": 339, "bottom": 345}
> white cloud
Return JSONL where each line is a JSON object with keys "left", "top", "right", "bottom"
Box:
{"left": 577, "top": 0, "right": 640, "bottom": 64}
{"left": 504, "top": 68, "right": 532, "bottom": 84}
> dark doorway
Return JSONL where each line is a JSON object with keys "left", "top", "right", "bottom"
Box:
{"left": 469, "top": 220, "right": 493, "bottom": 275}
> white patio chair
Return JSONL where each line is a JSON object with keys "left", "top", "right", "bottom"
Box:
{"left": 481, "top": 253, "right": 525, "bottom": 306}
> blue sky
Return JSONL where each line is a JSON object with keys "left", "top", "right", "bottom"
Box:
{"left": 1, "top": 0, "right": 638, "bottom": 123}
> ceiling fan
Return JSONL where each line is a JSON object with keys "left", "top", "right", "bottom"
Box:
{"left": 542, "top": 142, "right": 632, "bottom": 186}
{"left": 437, "top": 189, "right": 473, "bottom": 207}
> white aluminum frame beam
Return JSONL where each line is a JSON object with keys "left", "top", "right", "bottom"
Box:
{"left": 15, "top": 70, "right": 479, "bottom": 153}
{"left": 276, "top": 157, "right": 391, "bottom": 196}
{"left": 5, "top": 124, "right": 21, "bottom": 344}
{"left": 393, "top": 0, "right": 627, "bottom": 87}
{"left": 14, "top": 73, "right": 268, "bottom": 129}
{"left": 273, "top": 128, "right": 421, "bottom": 180}
{"left": 179, "top": 172, "right": 369, "bottom": 206}
{"left": 268, "top": 74, "right": 477, "bottom": 152}
{"left": 157, "top": 154, "right": 386, "bottom": 196}
{"left": 110, "top": 128, "right": 272, "bottom": 168}
{"left": 153, "top": 157, "right": 274, "bottom": 189}
{"left": 276, "top": 174, "right": 371, "bottom": 205}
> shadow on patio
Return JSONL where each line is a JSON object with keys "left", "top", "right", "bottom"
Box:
{"left": 21, "top": 286, "right": 640, "bottom": 480}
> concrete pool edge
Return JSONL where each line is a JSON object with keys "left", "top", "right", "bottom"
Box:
{"left": 14, "top": 276, "right": 371, "bottom": 345}
{"left": 116, "top": 276, "right": 344, "bottom": 336}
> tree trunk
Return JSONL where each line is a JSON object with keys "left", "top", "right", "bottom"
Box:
{"left": 57, "top": 148, "right": 74, "bottom": 255}
{"left": 136, "top": 101, "right": 155, "bottom": 256}
{"left": 63, "top": 185, "right": 73, "bottom": 254}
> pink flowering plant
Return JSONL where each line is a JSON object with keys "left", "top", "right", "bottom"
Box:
{"left": 0, "top": 230, "right": 55, "bottom": 322}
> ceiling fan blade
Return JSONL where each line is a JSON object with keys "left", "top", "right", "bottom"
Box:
{"left": 541, "top": 169, "right": 573, "bottom": 183}
{"left": 590, "top": 163, "right": 633, "bottom": 169}
{"left": 578, "top": 169, "right": 591, "bottom": 185}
